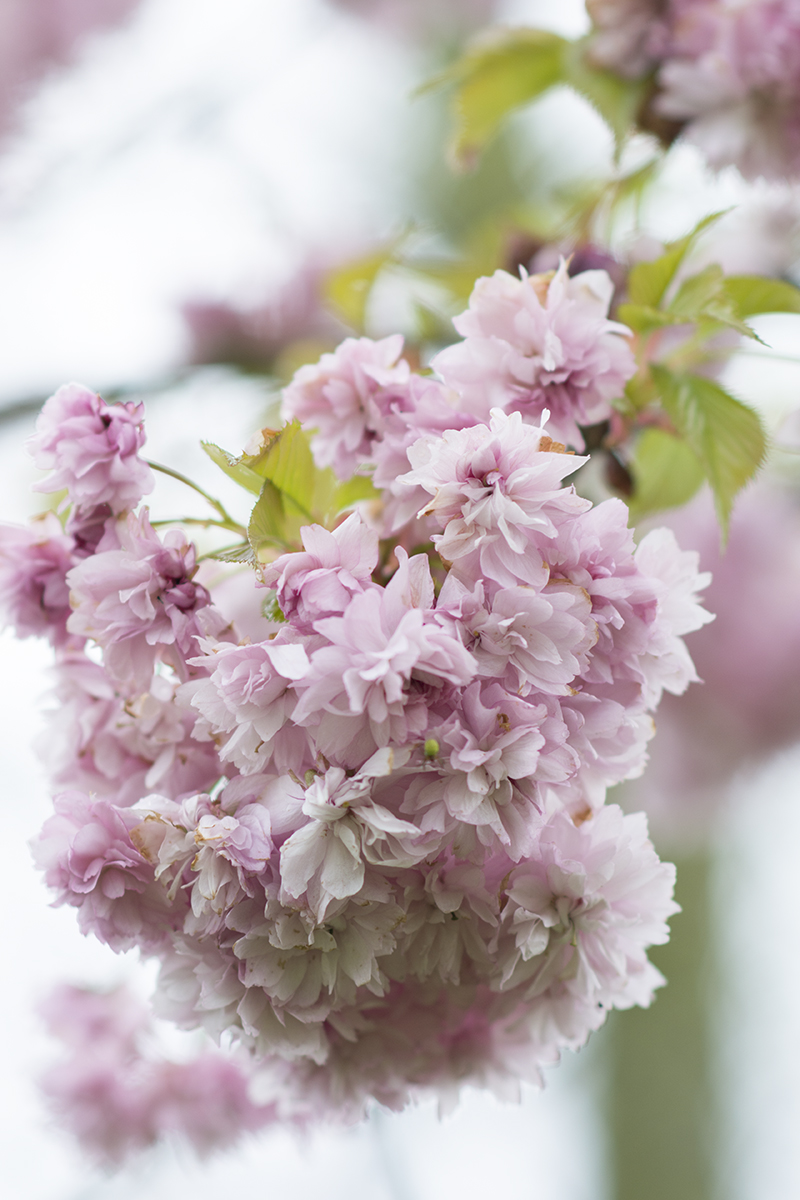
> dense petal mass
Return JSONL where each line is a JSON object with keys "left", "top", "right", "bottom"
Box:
{"left": 24, "top": 334, "right": 709, "bottom": 1152}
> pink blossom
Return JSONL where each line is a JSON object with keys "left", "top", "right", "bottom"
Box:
{"left": 281, "top": 334, "right": 410, "bottom": 478}
{"left": 32, "top": 791, "right": 177, "bottom": 950}
{"left": 370, "top": 374, "right": 480, "bottom": 537}
{"left": 259, "top": 512, "right": 379, "bottom": 629}
{"left": 439, "top": 573, "right": 597, "bottom": 696}
{"left": 130, "top": 790, "right": 274, "bottom": 934}
{"left": 28, "top": 383, "right": 153, "bottom": 513}
{"left": 292, "top": 555, "right": 476, "bottom": 767}
{"left": 279, "top": 748, "right": 430, "bottom": 920}
{"left": 401, "top": 409, "right": 590, "bottom": 589}
{"left": 0, "top": 513, "right": 75, "bottom": 645}
{"left": 38, "top": 655, "right": 226, "bottom": 805}
{"left": 491, "top": 804, "right": 677, "bottom": 1017}
{"left": 183, "top": 636, "right": 312, "bottom": 775}
{"left": 66, "top": 509, "right": 229, "bottom": 687}
{"left": 21, "top": 356, "right": 707, "bottom": 1137}
{"left": 432, "top": 265, "right": 636, "bottom": 449}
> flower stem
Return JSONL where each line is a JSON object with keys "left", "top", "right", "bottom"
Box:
{"left": 146, "top": 460, "right": 240, "bottom": 526}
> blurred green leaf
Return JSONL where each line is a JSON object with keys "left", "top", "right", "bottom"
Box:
{"left": 422, "top": 28, "right": 566, "bottom": 169}
{"left": 323, "top": 244, "right": 400, "bottom": 330}
{"left": 668, "top": 264, "right": 763, "bottom": 342}
{"left": 617, "top": 303, "right": 678, "bottom": 334}
{"left": 652, "top": 365, "right": 766, "bottom": 534}
{"left": 722, "top": 274, "right": 800, "bottom": 318}
{"left": 627, "top": 211, "right": 728, "bottom": 309}
{"left": 562, "top": 38, "right": 647, "bottom": 153}
{"left": 334, "top": 474, "right": 380, "bottom": 512}
{"left": 629, "top": 426, "right": 705, "bottom": 521}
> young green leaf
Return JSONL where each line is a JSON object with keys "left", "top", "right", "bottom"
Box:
{"left": 422, "top": 28, "right": 566, "bottom": 168}
{"left": 334, "top": 474, "right": 380, "bottom": 512}
{"left": 668, "top": 264, "right": 763, "bottom": 341}
{"left": 243, "top": 422, "right": 316, "bottom": 518}
{"left": 247, "top": 480, "right": 288, "bottom": 562}
{"left": 562, "top": 38, "right": 647, "bottom": 153}
{"left": 722, "top": 275, "right": 800, "bottom": 318}
{"left": 627, "top": 211, "right": 729, "bottom": 309}
{"left": 651, "top": 364, "right": 766, "bottom": 534}
{"left": 322, "top": 243, "right": 401, "bottom": 330}
{"left": 617, "top": 303, "right": 679, "bottom": 334}
{"left": 628, "top": 427, "right": 705, "bottom": 521}
{"left": 201, "top": 441, "right": 265, "bottom": 496}
{"left": 208, "top": 541, "right": 257, "bottom": 565}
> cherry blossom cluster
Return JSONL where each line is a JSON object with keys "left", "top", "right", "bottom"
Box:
{"left": 1, "top": 264, "right": 712, "bottom": 1150}
{"left": 587, "top": 0, "right": 800, "bottom": 181}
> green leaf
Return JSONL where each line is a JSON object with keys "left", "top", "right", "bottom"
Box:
{"left": 627, "top": 211, "right": 729, "bottom": 309}
{"left": 562, "top": 38, "right": 647, "bottom": 153}
{"left": 334, "top": 474, "right": 380, "bottom": 512}
{"left": 620, "top": 370, "right": 657, "bottom": 415}
{"left": 617, "top": 303, "right": 679, "bottom": 335}
{"left": 246, "top": 422, "right": 316, "bottom": 517}
{"left": 668, "top": 264, "right": 763, "bottom": 342}
{"left": 201, "top": 441, "right": 264, "bottom": 496}
{"left": 322, "top": 244, "right": 400, "bottom": 330}
{"left": 722, "top": 275, "right": 800, "bottom": 318}
{"left": 651, "top": 365, "right": 766, "bottom": 534}
{"left": 261, "top": 590, "right": 286, "bottom": 623}
{"left": 422, "top": 28, "right": 566, "bottom": 168}
{"left": 208, "top": 541, "right": 257, "bottom": 565}
{"left": 628, "top": 427, "right": 705, "bottom": 521}
{"left": 247, "top": 480, "right": 287, "bottom": 562}
{"left": 667, "top": 264, "right": 727, "bottom": 320}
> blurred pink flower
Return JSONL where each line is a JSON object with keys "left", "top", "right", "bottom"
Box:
{"left": 0, "top": 0, "right": 141, "bottom": 134}
{"left": 39, "top": 985, "right": 277, "bottom": 1165}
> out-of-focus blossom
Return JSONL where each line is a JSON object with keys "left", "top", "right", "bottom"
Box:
{"left": 39, "top": 984, "right": 277, "bottom": 1166}
{"left": 0, "top": 0, "right": 141, "bottom": 134}
{"left": 183, "top": 264, "right": 343, "bottom": 372}
{"left": 586, "top": 0, "right": 672, "bottom": 78}
{"left": 658, "top": 0, "right": 800, "bottom": 180}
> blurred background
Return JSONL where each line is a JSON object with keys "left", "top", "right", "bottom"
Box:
{"left": 3, "top": 1, "right": 800, "bottom": 1197}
